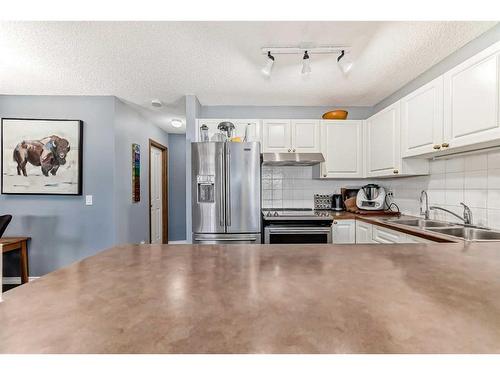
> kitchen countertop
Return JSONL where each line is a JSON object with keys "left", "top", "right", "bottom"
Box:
{"left": 1, "top": 242, "right": 500, "bottom": 353}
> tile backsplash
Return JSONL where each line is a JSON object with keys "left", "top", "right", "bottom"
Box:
{"left": 261, "top": 148, "right": 500, "bottom": 230}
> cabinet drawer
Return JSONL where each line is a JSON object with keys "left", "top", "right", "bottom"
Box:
{"left": 372, "top": 226, "right": 405, "bottom": 243}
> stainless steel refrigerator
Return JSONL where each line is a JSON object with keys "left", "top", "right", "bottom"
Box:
{"left": 192, "top": 141, "right": 261, "bottom": 244}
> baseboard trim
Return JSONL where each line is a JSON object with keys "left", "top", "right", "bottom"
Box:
{"left": 2, "top": 276, "right": 40, "bottom": 285}
{"left": 168, "top": 240, "right": 187, "bottom": 244}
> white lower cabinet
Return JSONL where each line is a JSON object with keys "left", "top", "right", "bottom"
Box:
{"left": 331, "top": 219, "right": 356, "bottom": 244}
{"left": 372, "top": 226, "right": 406, "bottom": 243}
{"left": 355, "top": 221, "right": 374, "bottom": 244}
{"left": 354, "top": 220, "right": 435, "bottom": 244}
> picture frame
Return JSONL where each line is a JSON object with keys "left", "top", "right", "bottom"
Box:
{"left": 1, "top": 118, "right": 83, "bottom": 196}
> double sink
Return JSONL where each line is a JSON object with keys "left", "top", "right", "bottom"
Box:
{"left": 382, "top": 218, "right": 500, "bottom": 241}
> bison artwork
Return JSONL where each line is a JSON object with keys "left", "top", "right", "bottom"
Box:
{"left": 13, "top": 135, "right": 71, "bottom": 177}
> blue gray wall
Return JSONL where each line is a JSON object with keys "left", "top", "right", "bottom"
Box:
{"left": 114, "top": 98, "right": 169, "bottom": 245}
{"left": 199, "top": 105, "right": 372, "bottom": 120}
{"left": 0, "top": 95, "right": 116, "bottom": 276}
{"left": 1, "top": 95, "right": 170, "bottom": 277}
{"left": 168, "top": 134, "right": 186, "bottom": 241}
{"left": 185, "top": 95, "right": 201, "bottom": 244}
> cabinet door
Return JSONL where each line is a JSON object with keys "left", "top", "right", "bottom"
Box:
{"left": 332, "top": 219, "right": 356, "bottom": 244}
{"left": 355, "top": 221, "right": 373, "bottom": 244}
{"left": 365, "top": 102, "right": 402, "bottom": 177}
{"left": 405, "top": 234, "right": 434, "bottom": 243}
{"left": 443, "top": 41, "right": 500, "bottom": 148}
{"left": 233, "top": 120, "right": 261, "bottom": 142}
{"left": 320, "top": 120, "right": 363, "bottom": 178}
{"left": 262, "top": 120, "right": 291, "bottom": 152}
{"left": 401, "top": 76, "right": 444, "bottom": 157}
{"left": 372, "top": 226, "right": 405, "bottom": 244}
{"left": 291, "top": 120, "right": 320, "bottom": 152}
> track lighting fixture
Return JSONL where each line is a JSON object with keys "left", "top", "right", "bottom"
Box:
{"left": 261, "top": 51, "right": 275, "bottom": 77}
{"left": 260, "top": 45, "right": 351, "bottom": 76}
{"left": 301, "top": 50, "right": 311, "bottom": 75}
{"left": 337, "top": 50, "right": 353, "bottom": 75}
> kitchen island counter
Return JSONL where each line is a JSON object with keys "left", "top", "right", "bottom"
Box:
{"left": 1, "top": 242, "right": 500, "bottom": 353}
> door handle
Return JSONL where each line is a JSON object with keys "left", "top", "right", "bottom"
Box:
{"left": 225, "top": 147, "right": 231, "bottom": 226}
{"left": 433, "top": 144, "right": 441, "bottom": 150}
{"left": 442, "top": 143, "right": 449, "bottom": 148}
{"left": 219, "top": 151, "right": 225, "bottom": 227}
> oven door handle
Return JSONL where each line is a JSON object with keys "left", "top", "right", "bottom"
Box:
{"left": 266, "top": 228, "right": 331, "bottom": 234}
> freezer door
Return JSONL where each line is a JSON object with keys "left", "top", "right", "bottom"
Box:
{"left": 226, "top": 142, "right": 261, "bottom": 233}
{"left": 193, "top": 233, "right": 261, "bottom": 244}
{"left": 192, "top": 142, "right": 226, "bottom": 233}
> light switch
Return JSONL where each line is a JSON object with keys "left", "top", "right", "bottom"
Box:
{"left": 85, "top": 195, "right": 93, "bottom": 206}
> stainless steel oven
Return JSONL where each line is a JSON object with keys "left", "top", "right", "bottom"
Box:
{"left": 264, "top": 225, "right": 332, "bottom": 244}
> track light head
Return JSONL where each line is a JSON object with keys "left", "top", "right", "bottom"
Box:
{"left": 261, "top": 51, "right": 275, "bottom": 77}
{"left": 337, "top": 50, "right": 353, "bottom": 75}
{"left": 301, "top": 50, "right": 311, "bottom": 75}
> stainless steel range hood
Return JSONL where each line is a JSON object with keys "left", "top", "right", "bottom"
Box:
{"left": 262, "top": 152, "right": 325, "bottom": 166}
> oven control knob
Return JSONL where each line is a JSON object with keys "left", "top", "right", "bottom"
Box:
{"left": 273, "top": 211, "right": 279, "bottom": 217}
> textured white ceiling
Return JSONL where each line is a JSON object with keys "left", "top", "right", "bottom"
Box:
{"left": 0, "top": 21, "right": 497, "bottom": 131}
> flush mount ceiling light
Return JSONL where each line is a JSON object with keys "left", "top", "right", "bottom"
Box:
{"left": 261, "top": 51, "right": 275, "bottom": 77}
{"left": 260, "top": 45, "right": 351, "bottom": 77}
{"left": 301, "top": 50, "right": 311, "bottom": 75}
{"left": 151, "top": 99, "right": 163, "bottom": 107}
{"left": 171, "top": 119, "right": 183, "bottom": 128}
{"left": 337, "top": 50, "right": 353, "bottom": 75}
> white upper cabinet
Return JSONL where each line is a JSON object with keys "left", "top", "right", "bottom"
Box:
{"left": 401, "top": 76, "right": 444, "bottom": 157}
{"left": 196, "top": 119, "right": 261, "bottom": 142}
{"left": 319, "top": 120, "right": 363, "bottom": 178}
{"left": 443, "top": 41, "right": 500, "bottom": 149}
{"left": 291, "top": 120, "right": 320, "bottom": 152}
{"left": 262, "top": 120, "right": 291, "bottom": 152}
{"left": 262, "top": 119, "right": 320, "bottom": 153}
{"left": 365, "top": 102, "right": 402, "bottom": 177}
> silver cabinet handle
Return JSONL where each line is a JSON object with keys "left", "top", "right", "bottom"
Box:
{"left": 225, "top": 146, "right": 231, "bottom": 226}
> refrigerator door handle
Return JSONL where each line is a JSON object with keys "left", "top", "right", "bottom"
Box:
{"left": 225, "top": 146, "right": 231, "bottom": 226}
{"left": 219, "top": 150, "right": 225, "bottom": 227}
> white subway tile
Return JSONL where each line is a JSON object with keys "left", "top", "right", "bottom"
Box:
{"left": 272, "top": 190, "right": 282, "bottom": 200}
{"left": 464, "top": 190, "right": 487, "bottom": 209}
{"left": 428, "top": 174, "right": 445, "bottom": 189}
{"left": 430, "top": 159, "right": 446, "bottom": 174}
{"left": 464, "top": 153, "right": 488, "bottom": 171}
{"left": 488, "top": 190, "right": 500, "bottom": 210}
{"left": 427, "top": 190, "right": 446, "bottom": 205}
{"left": 272, "top": 180, "right": 282, "bottom": 189}
{"left": 445, "top": 172, "right": 464, "bottom": 189}
{"left": 262, "top": 190, "right": 272, "bottom": 200}
{"left": 464, "top": 170, "right": 488, "bottom": 190}
{"left": 445, "top": 190, "right": 464, "bottom": 205}
{"left": 487, "top": 210, "right": 500, "bottom": 230}
{"left": 488, "top": 169, "right": 500, "bottom": 190}
{"left": 487, "top": 150, "right": 500, "bottom": 169}
{"left": 445, "top": 157, "right": 465, "bottom": 173}
{"left": 470, "top": 208, "right": 488, "bottom": 227}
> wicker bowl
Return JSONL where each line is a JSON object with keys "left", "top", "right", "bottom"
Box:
{"left": 322, "top": 110, "right": 348, "bottom": 120}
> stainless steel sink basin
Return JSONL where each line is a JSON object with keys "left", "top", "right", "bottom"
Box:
{"left": 428, "top": 227, "right": 500, "bottom": 241}
{"left": 385, "top": 218, "right": 455, "bottom": 228}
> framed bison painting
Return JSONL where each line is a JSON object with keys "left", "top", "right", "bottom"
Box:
{"left": 1, "top": 118, "right": 83, "bottom": 195}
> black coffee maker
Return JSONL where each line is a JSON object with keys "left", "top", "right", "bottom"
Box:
{"left": 331, "top": 194, "right": 345, "bottom": 211}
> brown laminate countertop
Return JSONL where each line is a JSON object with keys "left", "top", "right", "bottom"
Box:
{"left": 1, "top": 242, "right": 500, "bottom": 353}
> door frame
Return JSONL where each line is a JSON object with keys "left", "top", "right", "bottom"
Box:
{"left": 148, "top": 139, "right": 168, "bottom": 244}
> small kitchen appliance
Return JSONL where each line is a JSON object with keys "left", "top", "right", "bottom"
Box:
{"left": 356, "top": 184, "right": 386, "bottom": 211}
{"left": 331, "top": 194, "right": 345, "bottom": 211}
{"left": 314, "top": 194, "right": 332, "bottom": 210}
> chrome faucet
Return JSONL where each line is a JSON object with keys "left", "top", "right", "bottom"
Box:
{"left": 419, "top": 190, "right": 430, "bottom": 219}
{"left": 429, "top": 202, "right": 473, "bottom": 225}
